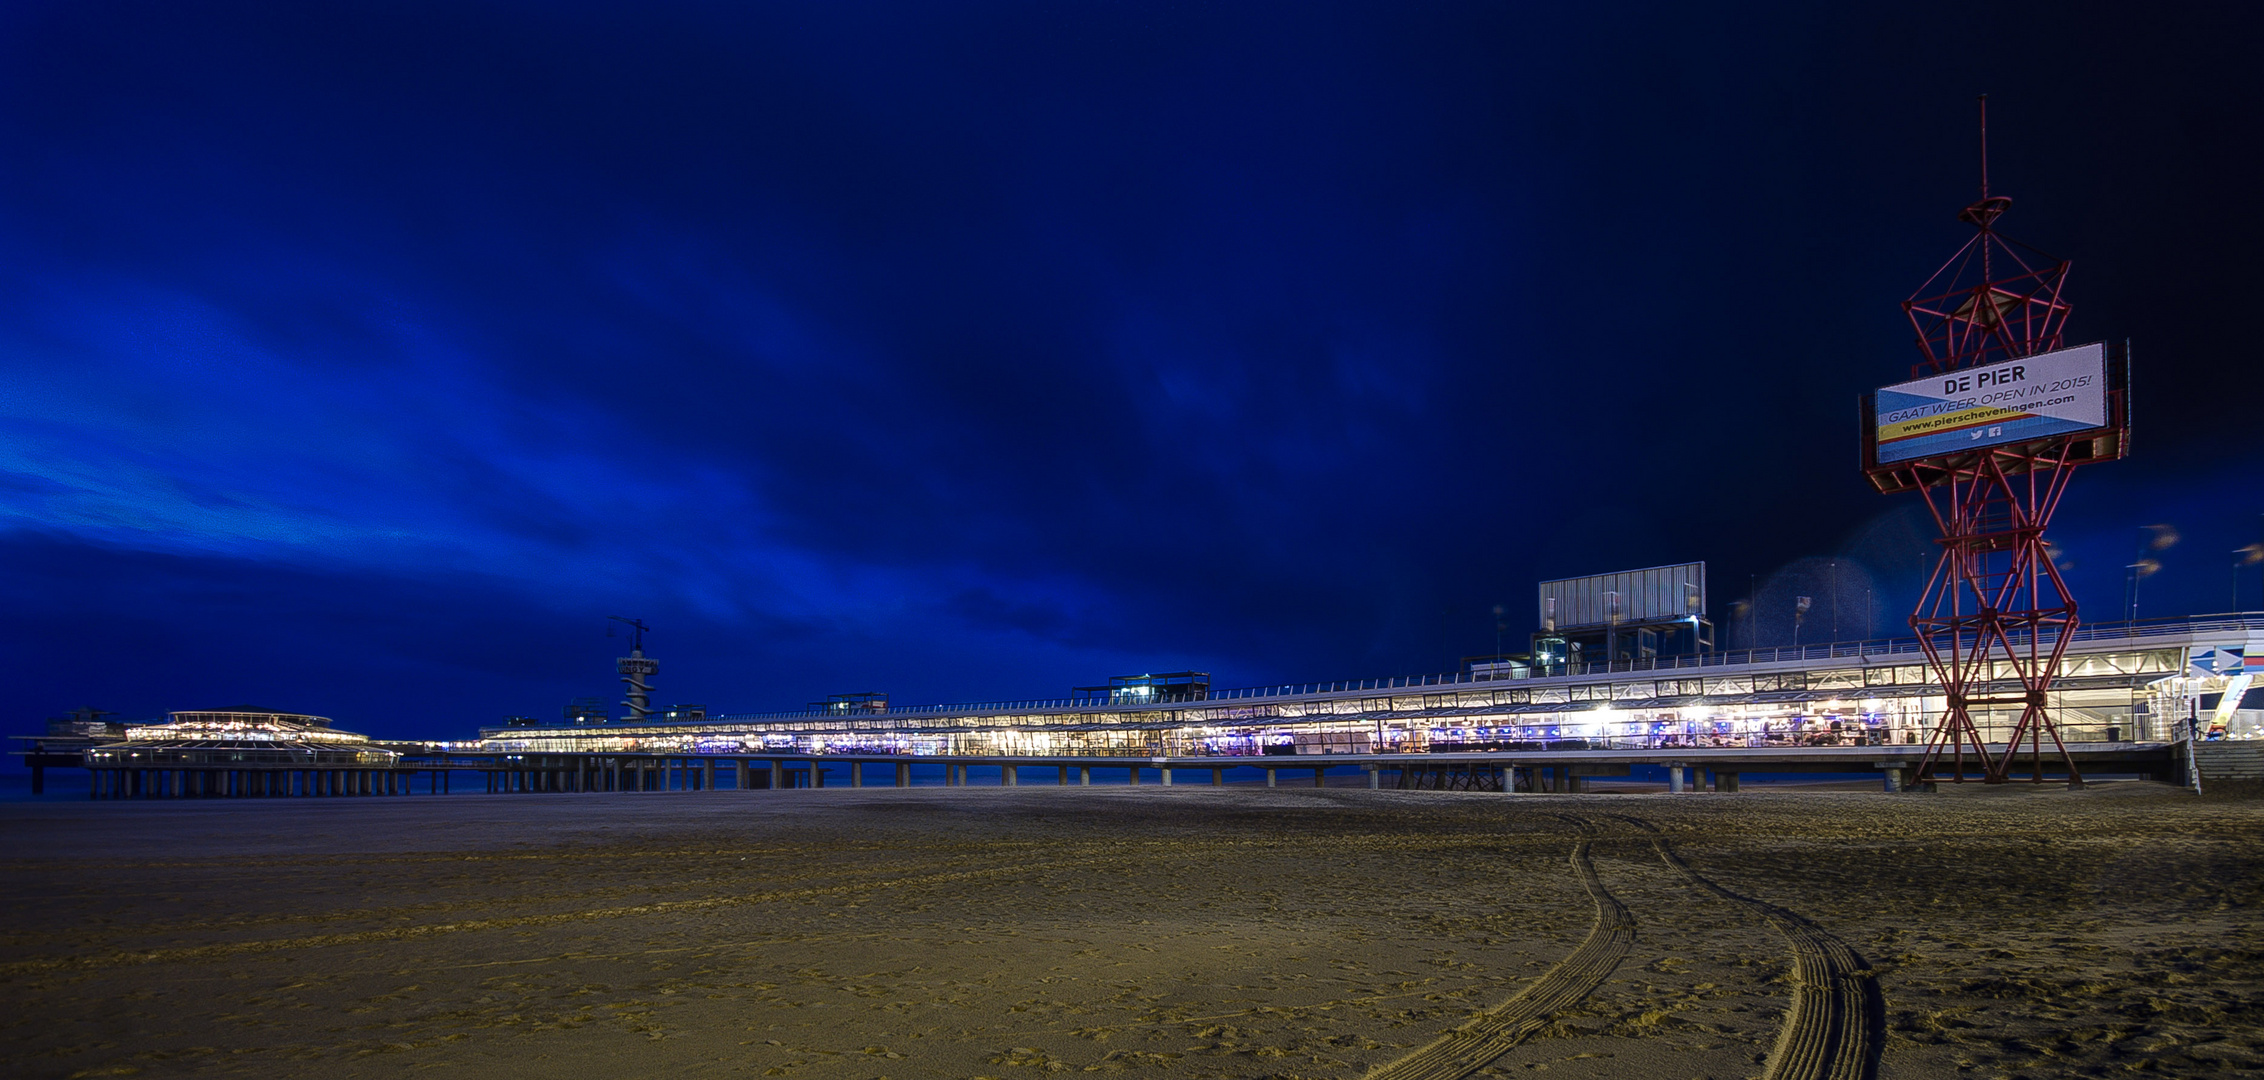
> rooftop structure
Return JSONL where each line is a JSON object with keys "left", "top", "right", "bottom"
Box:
{"left": 1532, "top": 563, "right": 1713, "bottom": 670}
{"left": 1072, "top": 672, "right": 1211, "bottom": 705}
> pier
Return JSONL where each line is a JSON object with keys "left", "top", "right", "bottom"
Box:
{"left": 77, "top": 742, "right": 2184, "bottom": 799}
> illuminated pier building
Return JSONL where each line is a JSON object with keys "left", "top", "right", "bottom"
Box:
{"left": 80, "top": 709, "right": 404, "bottom": 799}
{"left": 475, "top": 611, "right": 2262, "bottom": 783}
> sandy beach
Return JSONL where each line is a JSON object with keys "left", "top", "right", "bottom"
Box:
{"left": 0, "top": 784, "right": 2257, "bottom": 1079}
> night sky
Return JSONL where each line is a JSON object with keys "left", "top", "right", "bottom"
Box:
{"left": 4, "top": 1, "right": 2260, "bottom": 742}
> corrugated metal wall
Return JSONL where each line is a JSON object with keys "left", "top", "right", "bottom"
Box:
{"left": 1537, "top": 562, "right": 1706, "bottom": 629}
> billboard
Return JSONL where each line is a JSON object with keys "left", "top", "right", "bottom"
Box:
{"left": 1538, "top": 562, "right": 1705, "bottom": 630}
{"left": 1871, "top": 341, "right": 2108, "bottom": 465}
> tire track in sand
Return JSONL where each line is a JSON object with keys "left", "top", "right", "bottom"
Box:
{"left": 1364, "top": 814, "right": 1635, "bottom": 1080}
{"left": 1611, "top": 814, "right": 1883, "bottom": 1080}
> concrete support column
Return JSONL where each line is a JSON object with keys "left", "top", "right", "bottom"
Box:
{"left": 1058, "top": 765, "right": 1069, "bottom": 786}
{"left": 1367, "top": 766, "right": 1380, "bottom": 789}
{"left": 812, "top": 760, "right": 825, "bottom": 789}
{"left": 771, "top": 760, "right": 784, "bottom": 790}
{"left": 1668, "top": 765, "right": 1685, "bottom": 794}
{"left": 1079, "top": 766, "right": 1091, "bottom": 786}
{"left": 897, "top": 762, "right": 910, "bottom": 788}
{"left": 1720, "top": 771, "right": 1741, "bottom": 792}
{"left": 705, "top": 759, "right": 717, "bottom": 792}
{"left": 1003, "top": 764, "right": 1017, "bottom": 786}
{"left": 1160, "top": 766, "right": 1172, "bottom": 786}
{"left": 851, "top": 761, "right": 863, "bottom": 788}
{"left": 1128, "top": 766, "right": 1140, "bottom": 786}
{"left": 1314, "top": 767, "right": 1326, "bottom": 787}
{"left": 1265, "top": 768, "right": 1276, "bottom": 788}
{"left": 1212, "top": 767, "right": 1224, "bottom": 786}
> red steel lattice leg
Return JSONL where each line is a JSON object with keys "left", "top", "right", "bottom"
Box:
{"left": 1907, "top": 440, "right": 2085, "bottom": 786}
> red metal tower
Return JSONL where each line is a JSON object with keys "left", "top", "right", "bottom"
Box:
{"left": 1861, "top": 99, "right": 2129, "bottom": 785}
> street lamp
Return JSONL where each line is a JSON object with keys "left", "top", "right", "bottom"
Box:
{"left": 2126, "top": 523, "right": 2178, "bottom": 622}
{"left": 2236, "top": 543, "right": 2264, "bottom": 611}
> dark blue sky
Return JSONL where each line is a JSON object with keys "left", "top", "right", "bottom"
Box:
{"left": 4, "top": 1, "right": 2259, "bottom": 741}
